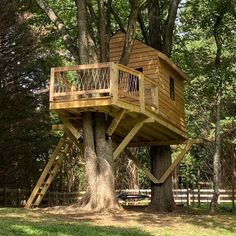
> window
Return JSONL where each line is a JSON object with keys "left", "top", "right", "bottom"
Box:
{"left": 128, "top": 67, "right": 143, "bottom": 91}
{"left": 170, "top": 77, "right": 175, "bottom": 100}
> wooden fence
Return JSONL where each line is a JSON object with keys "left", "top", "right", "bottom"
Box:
{"left": 0, "top": 188, "right": 235, "bottom": 207}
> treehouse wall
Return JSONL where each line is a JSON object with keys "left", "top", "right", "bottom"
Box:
{"left": 109, "top": 31, "right": 186, "bottom": 131}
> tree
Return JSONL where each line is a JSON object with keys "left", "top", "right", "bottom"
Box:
{"left": 145, "top": 0, "right": 181, "bottom": 212}
{"left": 174, "top": 0, "right": 236, "bottom": 212}
{"left": 0, "top": 0, "right": 54, "bottom": 189}
{"left": 35, "top": 0, "right": 142, "bottom": 211}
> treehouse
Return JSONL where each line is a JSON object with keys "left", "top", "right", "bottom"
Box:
{"left": 50, "top": 31, "right": 188, "bottom": 145}
{"left": 25, "top": 31, "right": 202, "bottom": 208}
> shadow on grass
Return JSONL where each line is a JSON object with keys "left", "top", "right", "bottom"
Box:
{"left": 0, "top": 218, "right": 152, "bottom": 236}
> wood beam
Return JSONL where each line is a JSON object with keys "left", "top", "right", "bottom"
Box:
{"left": 124, "top": 149, "right": 159, "bottom": 184}
{"left": 107, "top": 109, "right": 126, "bottom": 136}
{"left": 128, "top": 138, "right": 203, "bottom": 147}
{"left": 158, "top": 139, "right": 195, "bottom": 184}
{"left": 58, "top": 114, "right": 81, "bottom": 140}
{"left": 113, "top": 119, "right": 149, "bottom": 160}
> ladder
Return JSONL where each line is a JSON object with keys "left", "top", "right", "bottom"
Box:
{"left": 24, "top": 135, "right": 72, "bottom": 208}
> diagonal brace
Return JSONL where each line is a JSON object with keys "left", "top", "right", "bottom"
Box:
{"left": 124, "top": 149, "right": 160, "bottom": 184}
{"left": 113, "top": 118, "right": 150, "bottom": 160}
{"left": 106, "top": 109, "right": 126, "bottom": 136}
{"left": 158, "top": 139, "right": 195, "bottom": 184}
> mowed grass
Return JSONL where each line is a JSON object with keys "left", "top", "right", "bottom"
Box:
{"left": 0, "top": 206, "right": 236, "bottom": 236}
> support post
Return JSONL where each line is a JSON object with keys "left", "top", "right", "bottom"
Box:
{"left": 139, "top": 73, "right": 145, "bottom": 113}
{"left": 49, "top": 68, "right": 55, "bottom": 102}
{"left": 110, "top": 63, "right": 119, "bottom": 103}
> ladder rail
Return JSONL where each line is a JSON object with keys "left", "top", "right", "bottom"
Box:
{"left": 24, "top": 135, "right": 67, "bottom": 208}
{"left": 33, "top": 142, "right": 72, "bottom": 207}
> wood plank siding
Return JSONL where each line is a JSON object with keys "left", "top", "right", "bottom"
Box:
{"left": 109, "top": 31, "right": 186, "bottom": 131}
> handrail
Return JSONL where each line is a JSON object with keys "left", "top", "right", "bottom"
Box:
{"left": 50, "top": 62, "right": 159, "bottom": 114}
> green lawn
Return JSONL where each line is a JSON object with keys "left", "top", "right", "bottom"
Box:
{"left": 0, "top": 207, "right": 235, "bottom": 236}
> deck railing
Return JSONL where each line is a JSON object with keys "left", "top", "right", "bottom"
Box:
{"left": 50, "top": 62, "right": 158, "bottom": 112}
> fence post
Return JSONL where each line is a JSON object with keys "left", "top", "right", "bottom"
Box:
{"left": 110, "top": 63, "right": 118, "bottom": 103}
{"left": 18, "top": 188, "right": 21, "bottom": 207}
{"left": 198, "top": 183, "right": 201, "bottom": 206}
{"left": 218, "top": 190, "right": 221, "bottom": 204}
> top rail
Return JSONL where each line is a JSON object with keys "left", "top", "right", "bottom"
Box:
{"left": 50, "top": 62, "right": 159, "bottom": 113}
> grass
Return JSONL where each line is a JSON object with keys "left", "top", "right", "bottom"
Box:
{"left": 0, "top": 206, "right": 235, "bottom": 236}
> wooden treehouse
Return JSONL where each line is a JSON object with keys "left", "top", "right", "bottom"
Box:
{"left": 25, "top": 31, "right": 201, "bottom": 208}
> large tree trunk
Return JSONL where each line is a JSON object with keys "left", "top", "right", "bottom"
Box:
{"left": 210, "top": 7, "right": 225, "bottom": 214}
{"left": 77, "top": 0, "right": 121, "bottom": 211}
{"left": 147, "top": 146, "right": 175, "bottom": 212}
{"left": 81, "top": 113, "right": 120, "bottom": 211}
{"left": 147, "top": 0, "right": 181, "bottom": 212}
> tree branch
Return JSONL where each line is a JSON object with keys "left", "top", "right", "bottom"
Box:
{"left": 138, "top": 10, "right": 149, "bottom": 45}
{"left": 106, "top": 3, "right": 126, "bottom": 33}
{"left": 120, "top": 0, "right": 140, "bottom": 65}
{"left": 148, "top": 0, "right": 162, "bottom": 51}
{"left": 163, "top": 0, "right": 181, "bottom": 57}
{"left": 98, "top": 0, "right": 109, "bottom": 62}
{"left": 36, "top": 0, "right": 80, "bottom": 62}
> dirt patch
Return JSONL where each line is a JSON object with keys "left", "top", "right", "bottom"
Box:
{"left": 42, "top": 205, "right": 236, "bottom": 236}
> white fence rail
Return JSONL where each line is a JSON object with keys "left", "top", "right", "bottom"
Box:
{"left": 116, "top": 189, "right": 235, "bottom": 205}
{"left": 0, "top": 188, "right": 235, "bottom": 207}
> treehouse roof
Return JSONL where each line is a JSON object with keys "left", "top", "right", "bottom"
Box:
{"left": 110, "top": 31, "right": 188, "bottom": 81}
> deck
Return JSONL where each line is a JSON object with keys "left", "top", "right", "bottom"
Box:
{"left": 49, "top": 62, "right": 187, "bottom": 147}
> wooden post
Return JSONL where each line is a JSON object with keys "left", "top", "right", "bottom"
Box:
{"left": 198, "top": 183, "right": 201, "bottom": 206}
{"left": 110, "top": 63, "right": 119, "bottom": 103}
{"left": 154, "top": 86, "right": 159, "bottom": 112}
{"left": 49, "top": 68, "right": 55, "bottom": 102}
{"left": 197, "top": 168, "right": 201, "bottom": 206}
{"left": 139, "top": 73, "right": 145, "bottom": 113}
{"left": 186, "top": 182, "right": 190, "bottom": 206}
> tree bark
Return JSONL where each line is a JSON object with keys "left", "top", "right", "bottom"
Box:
{"left": 210, "top": 6, "right": 225, "bottom": 214}
{"left": 162, "top": 0, "right": 180, "bottom": 57}
{"left": 120, "top": 0, "right": 140, "bottom": 65}
{"left": 146, "top": 0, "right": 181, "bottom": 213}
{"left": 148, "top": 0, "right": 162, "bottom": 51}
{"left": 147, "top": 146, "right": 175, "bottom": 212}
{"left": 77, "top": 0, "right": 121, "bottom": 211}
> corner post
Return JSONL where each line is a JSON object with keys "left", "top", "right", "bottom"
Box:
{"left": 110, "top": 63, "right": 119, "bottom": 103}
{"left": 139, "top": 73, "right": 145, "bottom": 113}
{"left": 49, "top": 68, "right": 55, "bottom": 102}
